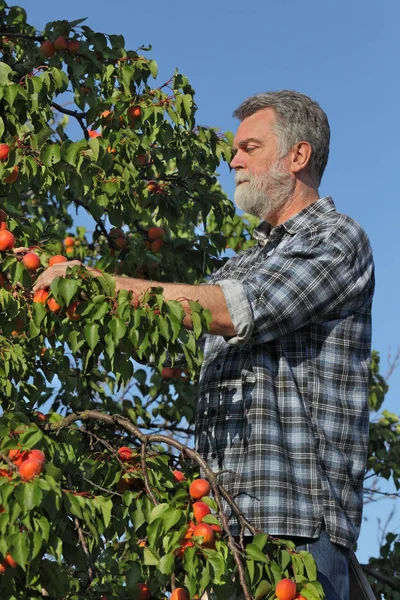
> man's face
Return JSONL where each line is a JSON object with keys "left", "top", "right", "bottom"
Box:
{"left": 230, "top": 108, "right": 295, "bottom": 220}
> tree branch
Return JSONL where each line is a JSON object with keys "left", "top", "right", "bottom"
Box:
{"left": 51, "top": 102, "right": 89, "bottom": 140}
{"left": 0, "top": 31, "right": 45, "bottom": 42}
{"left": 361, "top": 565, "right": 400, "bottom": 591}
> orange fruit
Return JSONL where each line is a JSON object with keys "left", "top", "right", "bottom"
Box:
{"left": 47, "top": 297, "right": 61, "bottom": 313}
{"left": 189, "top": 478, "right": 211, "bottom": 499}
{"left": 49, "top": 255, "right": 67, "bottom": 266}
{"left": 33, "top": 289, "right": 49, "bottom": 304}
{"left": 192, "top": 523, "right": 215, "bottom": 548}
{"left": 19, "top": 458, "right": 43, "bottom": 481}
{"left": 0, "top": 230, "right": 15, "bottom": 251}
{"left": 276, "top": 578, "right": 297, "bottom": 600}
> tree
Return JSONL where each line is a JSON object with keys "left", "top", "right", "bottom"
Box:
{"left": 0, "top": 4, "right": 397, "bottom": 599}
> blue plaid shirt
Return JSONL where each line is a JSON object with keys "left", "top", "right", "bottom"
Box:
{"left": 196, "top": 197, "right": 374, "bottom": 548}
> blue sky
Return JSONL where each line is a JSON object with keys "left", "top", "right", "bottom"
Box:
{"left": 16, "top": 0, "right": 400, "bottom": 563}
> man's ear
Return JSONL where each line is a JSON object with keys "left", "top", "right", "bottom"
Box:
{"left": 290, "top": 141, "right": 313, "bottom": 174}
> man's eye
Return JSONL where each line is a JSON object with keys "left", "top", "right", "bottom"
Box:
{"left": 245, "top": 146, "right": 256, "bottom": 153}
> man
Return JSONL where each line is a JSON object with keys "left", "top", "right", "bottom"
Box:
{"left": 34, "top": 90, "right": 374, "bottom": 600}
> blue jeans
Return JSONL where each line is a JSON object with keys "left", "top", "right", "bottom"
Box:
{"left": 289, "top": 529, "right": 350, "bottom": 600}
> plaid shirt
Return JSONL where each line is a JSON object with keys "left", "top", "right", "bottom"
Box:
{"left": 196, "top": 196, "right": 374, "bottom": 548}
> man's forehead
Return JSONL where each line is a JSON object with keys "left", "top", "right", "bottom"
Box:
{"left": 233, "top": 109, "right": 277, "bottom": 148}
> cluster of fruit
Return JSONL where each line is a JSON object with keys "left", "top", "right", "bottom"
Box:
{"left": 7, "top": 446, "right": 46, "bottom": 480}
{"left": 144, "top": 226, "right": 165, "bottom": 253}
{"left": 39, "top": 37, "right": 80, "bottom": 58}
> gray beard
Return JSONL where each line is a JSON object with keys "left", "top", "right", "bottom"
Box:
{"left": 234, "top": 159, "right": 296, "bottom": 220}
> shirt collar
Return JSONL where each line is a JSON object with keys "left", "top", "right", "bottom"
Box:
{"left": 253, "top": 196, "right": 336, "bottom": 243}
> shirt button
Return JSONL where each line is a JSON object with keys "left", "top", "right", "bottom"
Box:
{"left": 211, "top": 452, "right": 217, "bottom": 459}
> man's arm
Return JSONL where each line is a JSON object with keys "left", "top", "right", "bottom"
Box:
{"left": 32, "top": 263, "right": 236, "bottom": 338}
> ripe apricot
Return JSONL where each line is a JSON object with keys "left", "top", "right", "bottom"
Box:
{"left": 9, "top": 448, "right": 30, "bottom": 467}
{"left": 189, "top": 478, "right": 211, "bottom": 500}
{"left": 171, "top": 589, "right": 189, "bottom": 600}
{"left": 127, "top": 105, "right": 141, "bottom": 125}
{"left": 147, "top": 181, "right": 160, "bottom": 194}
{"left": 28, "top": 449, "right": 46, "bottom": 464}
{"left": 276, "top": 579, "right": 297, "bottom": 600}
{"left": 33, "top": 289, "right": 49, "bottom": 304}
{"left": 64, "top": 236, "right": 74, "bottom": 247}
{"left": 39, "top": 41, "right": 55, "bottom": 58}
{"left": 53, "top": 36, "right": 68, "bottom": 51}
{"left": 49, "top": 254, "right": 67, "bottom": 266}
{"left": 22, "top": 252, "right": 40, "bottom": 271}
{"left": 193, "top": 501, "right": 211, "bottom": 523}
{"left": 118, "top": 447, "right": 133, "bottom": 461}
{"left": 151, "top": 239, "right": 164, "bottom": 253}
{"left": 19, "top": 458, "right": 43, "bottom": 480}
{"left": 0, "top": 230, "right": 15, "bottom": 251}
{"left": 137, "top": 582, "right": 151, "bottom": 600}
{"left": 172, "top": 469, "right": 185, "bottom": 482}
{"left": 67, "top": 39, "right": 80, "bottom": 54}
{"left": 47, "top": 297, "right": 62, "bottom": 313}
{"left": 65, "top": 246, "right": 74, "bottom": 256}
{"left": 192, "top": 523, "right": 215, "bottom": 548}
{"left": 4, "top": 165, "right": 19, "bottom": 184}
{"left": 148, "top": 226, "right": 165, "bottom": 241}
{"left": 0, "top": 563, "right": 6, "bottom": 573}
{"left": 66, "top": 301, "right": 81, "bottom": 321}
{"left": 4, "top": 554, "right": 17, "bottom": 568}
{"left": 34, "top": 411, "right": 46, "bottom": 422}
{"left": 0, "top": 144, "right": 10, "bottom": 161}
{"left": 161, "top": 367, "right": 182, "bottom": 379}
{"left": 88, "top": 129, "right": 101, "bottom": 138}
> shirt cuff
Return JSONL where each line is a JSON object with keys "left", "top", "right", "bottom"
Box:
{"left": 217, "top": 279, "right": 254, "bottom": 345}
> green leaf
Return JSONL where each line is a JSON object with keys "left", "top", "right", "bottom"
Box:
{"left": 245, "top": 543, "right": 268, "bottom": 563}
{"left": 0, "top": 62, "right": 13, "bottom": 85}
{"left": 15, "top": 479, "right": 43, "bottom": 510}
{"left": 58, "top": 278, "right": 79, "bottom": 306}
{"left": 84, "top": 323, "right": 100, "bottom": 351}
{"left": 108, "top": 317, "right": 126, "bottom": 344}
{"left": 299, "top": 550, "right": 317, "bottom": 582}
{"left": 158, "top": 552, "right": 174, "bottom": 575}
{"left": 9, "top": 531, "right": 30, "bottom": 570}
{"left": 255, "top": 580, "right": 272, "bottom": 599}
{"left": 41, "top": 144, "right": 61, "bottom": 167}
{"left": 143, "top": 547, "right": 159, "bottom": 566}
{"left": 149, "top": 60, "right": 158, "bottom": 78}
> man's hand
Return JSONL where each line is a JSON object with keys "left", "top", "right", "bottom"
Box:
{"left": 32, "top": 260, "right": 83, "bottom": 292}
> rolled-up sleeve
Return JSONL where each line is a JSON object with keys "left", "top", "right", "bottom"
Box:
{"left": 217, "top": 238, "right": 373, "bottom": 346}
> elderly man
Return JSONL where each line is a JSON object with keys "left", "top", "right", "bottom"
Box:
{"left": 34, "top": 90, "right": 374, "bottom": 600}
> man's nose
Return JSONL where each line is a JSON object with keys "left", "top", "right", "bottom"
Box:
{"left": 230, "top": 150, "right": 244, "bottom": 171}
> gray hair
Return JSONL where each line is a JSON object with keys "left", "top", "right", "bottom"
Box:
{"left": 233, "top": 90, "right": 330, "bottom": 187}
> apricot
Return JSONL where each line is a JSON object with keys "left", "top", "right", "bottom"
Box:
{"left": 88, "top": 129, "right": 101, "bottom": 138}
{"left": 171, "top": 589, "right": 189, "bottom": 600}
{"left": 189, "top": 478, "right": 211, "bottom": 500}
{"left": 65, "top": 246, "right": 74, "bottom": 256}
{"left": 49, "top": 255, "right": 67, "bottom": 267}
{"left": 28, "top": 449, "right": 46, "bottom": 464}
{"left": 9, "top": 448, "right": 30, "bottom": 467}
{"left": 193, "top": 501, "right": 211, "bottom": 523}
{"left": 66, "top": 301, "right": 81, "bottom": 321}
{"left": 137, "top": 582, "right": 151, "bottom": 600}
{"left": 19, "top": 458, "right": 43, "bottom": 480}
{"left": 53, "top": 36, "right": 68, "bottom": 52}
{"left": 118, "top": 446, "right": 133, "bottom": 462}
{"left": 148, "top": 226, "right": 165, "bottom": 241}
{"left": 64, "top": 236, "right": 74, "bottom": 247}
{"left": 0, "top": 144, "right": 10, "bottom": 161}
{"left": 4, "top": 554, "right": 17, "bottom": 568}
{"left": 4, "top": 165, "right": 19, "bottom": 184}
{"left": 39, "top": 41, "right": 55, "bottom": 58}
{"left": 172, "top": 470, "right": 185, "bottom": 482}
{"left": 147, "top": 181, "right": 160, "bottom": 194}
{"left": 0, "top": 230, "right": 15, "bottom": 251}
{"left": 47, "top": 297, "right": 62, "bottom": 313}
{"left": 276, "top": 579, "right": 297, "bottom": 600}
{"left": 127, "top": 105, "right": 141, "bottom": 125}
{"left": 67, "top": 39, "right": 80, "bottom": 54}
{"left": 22, "top": 252, "right": 40, "bottom": 271}
{"left": 33, "top": 289, "right": 49, "bottom": 304}
{"left": 151, "top": 239, "right": 164, "bottom": 253}
{"left": 192, "top": 522, "right": 215, "bottom": 548}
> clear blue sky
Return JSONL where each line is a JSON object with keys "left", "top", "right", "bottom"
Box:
{"left": 16, "top": 0, "right": 400, "bottom": 563}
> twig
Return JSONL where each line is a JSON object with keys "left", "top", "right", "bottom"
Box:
{"left": 0, "top": 31, "right": 45, "bottom": 41}
{"left": 141, "top": 440, "right": 158, "bottom": 505}
{"left": 72, "top": 197, "right": 109, "bottom": 238}
{"left": 0, "top": 451, "right": 18, "bottom": 471}
{"left": 361, "top": 565, "right": 400, "bottom": 591}
{"left": 51, "top": 102, "right": 89, "bottom": 140}
{"left": 67, "top": 473, "right": 95, "bottom": 582}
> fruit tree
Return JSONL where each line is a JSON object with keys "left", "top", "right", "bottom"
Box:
{"left": 0, "top": 4, "right": 398, "bottom": 600}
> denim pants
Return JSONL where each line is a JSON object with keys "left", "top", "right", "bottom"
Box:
{"left": 290, "top": 529, "right": 350, "bottom": 600}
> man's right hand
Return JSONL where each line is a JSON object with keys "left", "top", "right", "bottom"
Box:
{"left": 32, "top": 260, "right": 83, "bottom": 292}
